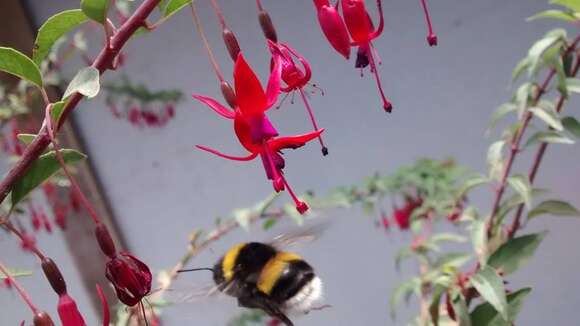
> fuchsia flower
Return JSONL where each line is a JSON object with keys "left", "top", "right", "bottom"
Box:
{"left": 313, "top": 0, "right": 351, "bottom": 59}
{"left": 95, "top": 223, "right": 152, "bottom": 307}
{"left": 193, "top": 53, "right": 323, "bottom": 214}
{"left": 393, "top": 196, "right": 423, "bottom": 230}
{"left": 104, "top": 252, "right": 152, "bottom": 306}
{"left": 313, "top": 0, "right": 392, "bottom": 112}
{"left": 267, "top": 41, "right": 328, "bottom": 155}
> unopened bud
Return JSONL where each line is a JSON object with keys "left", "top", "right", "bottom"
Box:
{"left": 95, "top": 223, "right": 116, "bottom": 258}
{"left": 41, "top": 258, "right": 66, "bottom": 295}
{"left": 220, "top": 81, "right": 237, "bottom": 108}
{"left": 222, "top": 28, "right": 241, "bottom": 61}
{"left": 258, "top": 11, "right": 277, "bottom": 43}
{"left": 33, "top": 312, "right": 55, "bottom": 326}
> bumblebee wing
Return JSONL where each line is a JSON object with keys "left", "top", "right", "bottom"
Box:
{"left": 269, "top": 220, "right": 330, "bottom": 250}
{"left": 162, "top": 281, "right": 229, "bottom": 304}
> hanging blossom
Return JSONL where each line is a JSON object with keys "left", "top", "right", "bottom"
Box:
{"left": 313, "top": 0, "right": 391, "bottom": 112}
{"left": 267, "top": 41, "right": 329, "bottom": 156}
{"left": 193, "top": 53, "right": 323, "bottom": 214}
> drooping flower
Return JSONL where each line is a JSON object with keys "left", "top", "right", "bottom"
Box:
{"left": 105, "top": 252, "right": 152, "bottom": 306}
{"left": 95, "top": 223, "right": 152, "bottom": 307}
{"left": 313, "top": 0, "right": 351, "bottom": 59}
{"left": 267, "top": 41, "right": 328, "bottom": 155}
{"left": 193, "top": 53, "right": 322, "bottom": 214}
{"left": 313, "top": 0, "right": 392, "bottom": 112}
{"left": 393, "top": 196, "right": 423, "bottom": 230}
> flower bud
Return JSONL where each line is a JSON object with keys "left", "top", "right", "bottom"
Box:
{"left": 33, "top": 311, "right": 55, "bottom": 326}
{"left": 41, "top": 257, "right": 66, "bottom": 296}
{"left": 258, "top": 11, "right": 277, "bottom": 43}
{"left": 220, "top": 81, "right": 237, "bottom": 108}
{"left": 222, "top": 28, "right": 241, "bottom": 62}
{"left": 95, "top": 223, "right": 116, "bottom": 258}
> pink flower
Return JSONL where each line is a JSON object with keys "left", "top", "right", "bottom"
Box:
{"left": 105, "top": 252, "right": 152, "bottom": 306}
{"left": 313, "top": 0, "right": 351, "bottom": 59}
{"left": 57, "top": 294, "right": 86, "bottom": 326}
{"left": 193, "top": 53, "right": 322, "bottom": 214}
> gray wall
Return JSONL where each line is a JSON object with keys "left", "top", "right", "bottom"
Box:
{"left": 2, "top": 0, "right": 579, "bottom": 325}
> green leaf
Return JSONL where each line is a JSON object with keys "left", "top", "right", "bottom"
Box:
{"left": 489, "top": 103, "right": 517, "bottom": 131}
{"left": 528, "top": 200, "right": 580, "bottom": 219}
{"left": 433, "top": 252, "right": 472, "bottom": 270}
{"left": 429, "top": 284, "right": 445, "bottom": 326}
{"left": 262, "top": 218, "right": 277, "bottom": 230}
{"left": 470, "top": 288, "right": 531, "bottom": 326}
{"left": 458, "top": 174, "right": 489, "bottom": 199}
{"left": 528, "top": 9, "right": 578, "bottom": 22}
{"left": 471, "top": 219, "right": 488, "bottom": 265}
{"left": 487, "top": 233, "right": 545, "bottom": 275}
{"left": 511, "top": 57, "right": 530, "bottom": 83}
{"left": 32, "top": 9, "right": 88, "bottom": 65}
{"left": 527, "top": 29, "right": 566, "bottom": 77}
{"left": 0, "top": 269, "right": 33, "bottom": 280}
{"left": 525, "top": 130, "right": 575, "bottom": 147}
{"left": 17, "top": 134, "right": 37, "bottom": 145}
{"left": 529, "top": 105, "right": 563, "bottom": 131}
{"left": 395, "top": 247, "right": 413, "bottom": 270}
{"left": 50, "top": 100, "right": 67, "bottom": 126}
{"left": 163, "top": 0, "right": 191, "bottom": 18}
{"left": 487, "top": 141, "right": 505, "bottom": 181}
{"left": 431, "top": 233, "right": 466, "bottom": 244}
{"left": 62, "top": 66, "right": 100, "bottom": 99}
{"left": 451, "top": 292, "right": 472, "bottom": 326}
{"left": 550, "top": 0, "right": 580, "bottom": 12}
{"left": 390, "top": 278, "right": 420, "bottom": 318}
{"left": 81, "top": 0, "right": 110, "bottom": 24}
{"left": 469, "top": 266, "right": 509, "bottom": 322}
{"left": 11, "top": 149, "right": 86, "bottom": 207}
{"left": 507, "top": 175, "right": 532, "bottom": 209}
{"left": 566, "top": 77, "right": 580, "bottom": 94}
{"left": 562, "top": 116, "right": 580, "bottom": 138}
{"left": 0, "top": 47, "right": 43, "bottom": 88}
{"left": 233, "top": 208, "right": 252, "bottom": 231}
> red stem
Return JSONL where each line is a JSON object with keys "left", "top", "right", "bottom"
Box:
{"left": 255, "top": 0, "right": 264, "bottom": 11}
{"left": 209, "top": 0, "right": 227, "bottom": 29}
{"left": 0, "top": 260, "right": 39, "bottom": 314}
{"left": 507, "top": 50, "right": 580, "bottom": 238}
{"left": 45, "top": 104, "right": 101, "bottom": 224}
{"left": 0, "top": 0, "right": 161, "bottom": 206}
{"left": 190, "top": 2, "right": 225, "bottom": 82}
{"left": 487, "top": 35, "right": 580, "bottom": 234}
{"left": 298, "top": 88, "right": 326, "bottom": 151}
{"left": 2, "top": 221, "right": 46, "bottom": 260}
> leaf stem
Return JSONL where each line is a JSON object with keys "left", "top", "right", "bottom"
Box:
{"left": 189, "top": 2, "right": 225, "bottom": 83}
{"left": 0, "top": 0, "right": 161, "bottom": 206}
{"left": 0, "top": 260, "right": 39, "bottom": 314}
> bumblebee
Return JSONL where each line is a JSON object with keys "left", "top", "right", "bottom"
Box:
{"left": 179, "top": 227, "right": 325, "bottom": 326}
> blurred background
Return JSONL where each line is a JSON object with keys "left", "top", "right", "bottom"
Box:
{"left": 1, "top": 0, "right": 579, "bottom": 325}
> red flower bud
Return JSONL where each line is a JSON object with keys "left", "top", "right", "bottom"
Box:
{"left": 20, "top": 231, "right": 36, "bottom": 253}
{"left": 95, "top": 223, "right": 116, "bottom": 258}
{"left": 57, "top": 294, "right": 87, "bottom": 326}
{"left": 222, "top": 28, "right": 241, "bottom": 61}
{"left": 315, "top": 4, "right": 351, "bottom": 59}
{"left": 33, "top": 311, "right": 55, "bottom": 326}
{"left": 258, "top": 11, "right": 277, "bottom": 43}
{"left": 105, "top": 252, "right": 152, "bottom": 306}
{"left": 220, "top": 81, "right": 237, "bottom": 108}
{"left": 41, "top": 258, "right": 66, "bottom": 296}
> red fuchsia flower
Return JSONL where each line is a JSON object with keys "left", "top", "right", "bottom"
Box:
{"left": 380, "top": 213, "right": 390, "bottom": 230}
{"left": 128, "top": 106, "right": 143, "bottom": 127}
{"left": 41, "top": 258, "right": 86, "bottom": 326}
{"left": 313, "top": 0, "right": 391, "bottom": 112}
{"left": 267, "top": 41, "right": 328, "bottom": 156}
{"left": 393, "top": 196, "right": 423, "bottom": 230}
{"left": 419, "top": 0, "right": 438, "bottom": 46}
{"left": 53, "top": 202, "right": 69, "bottom": 230}
{"left": 192, "top": 53, "right": 322, "bottom": 214}
{"left": 104, "top": 252, "right": 152, "bottom": 306}
{"left": 95, "top": 224, "right": 152, "bottom": 307}
{"left": 342, "top": 0, "right": 391, "bottom": 112}
{"left": 313, "top": 0, "right": 351, "bottom": 59}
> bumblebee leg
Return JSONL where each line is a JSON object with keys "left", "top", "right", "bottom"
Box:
{"left": 237, "top": 294, "right": 294, "bottom": 326}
